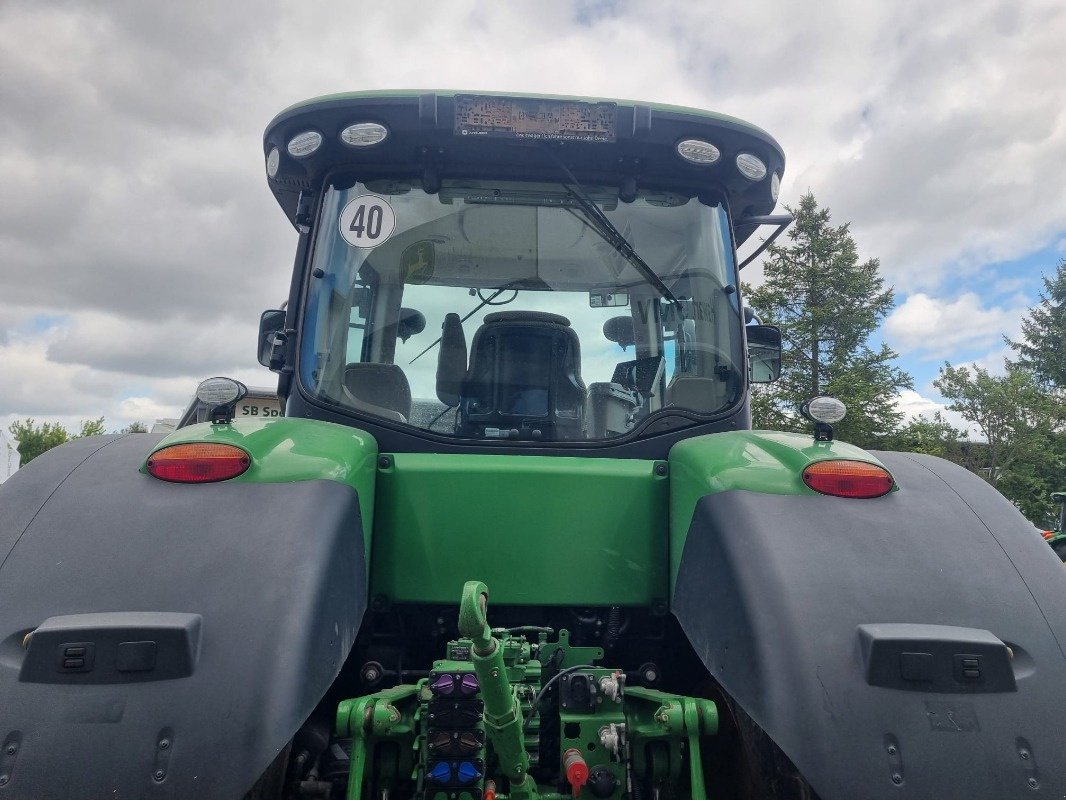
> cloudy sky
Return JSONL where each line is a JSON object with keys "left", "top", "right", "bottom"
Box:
{"left": 2, "top": 0, "right": 1064, "bottom": 436}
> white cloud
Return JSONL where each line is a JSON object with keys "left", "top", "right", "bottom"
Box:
{"left": 2, "top": 0, "right": 1065, "bottom": 427}
{"left": 894, "top": 388, "right": 980, "bottom": 437}
{"left": 884, "top": 291, "right": 1027, "bottom": 358}
{"left": 0, "top": 311, "right": 277, "bottom": 434}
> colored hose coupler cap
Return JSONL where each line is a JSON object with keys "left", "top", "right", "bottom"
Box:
{"left": 563, "top": 748, "right": 589, "bottom": 796}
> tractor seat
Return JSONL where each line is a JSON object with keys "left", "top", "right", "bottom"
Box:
{"left": 457, "top": 310, "right": 586, "bottom": 440}
{"left": 343, "top": 362, "right": 412, "bottom": 422}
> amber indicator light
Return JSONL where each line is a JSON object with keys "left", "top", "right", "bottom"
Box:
{"left": 146, "top": 443, "right": 251, "bottom": 483}
{"left": 802, "top": 460, "right": 893, "bottom": 499}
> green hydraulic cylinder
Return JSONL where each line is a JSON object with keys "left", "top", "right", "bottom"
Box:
{"left": 459, "top": 581, "right": 538, "bottom": 800}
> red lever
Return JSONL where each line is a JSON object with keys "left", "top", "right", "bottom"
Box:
{"left": 484, "top": 780, "right": 497, "bottom": 800}
{"left": 563, "top": 748, "right": 589, "bottom": 797}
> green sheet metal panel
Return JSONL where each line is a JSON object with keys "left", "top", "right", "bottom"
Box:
{"left": 371, "top": 453, "right": 668, "bottom": 606}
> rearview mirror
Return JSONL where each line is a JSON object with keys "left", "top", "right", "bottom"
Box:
{"left": 590, "top": 290, "right": 629, "bottom": 308}
{"left": 258, "top": 309, "right": 286, "bottom": 368}
{"left": 747, "top": 325, "right": 781, "bottom": 383}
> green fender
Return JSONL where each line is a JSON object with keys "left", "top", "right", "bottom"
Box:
{"left": 668, "top": 429, "right": 889, "bottom": 592}
{"left": 146, "top": 418, "right": 379, "bottom": 566}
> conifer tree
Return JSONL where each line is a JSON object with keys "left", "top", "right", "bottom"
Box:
{"left": 745, "top": 192, "right": 912, "bottom": 446}
{"left": 1007, "top": 257, "right": 1066, "bottom": 390}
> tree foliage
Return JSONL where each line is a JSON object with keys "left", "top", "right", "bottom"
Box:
{"left": 1007, "top": 257, "right": 1066, "bottom": 389}
{"left": 7, "top": 419, "right": 71, "bottom": 465}
{"left": 917, "top": 257, "right": 1066, "bottom": 527}
{"left": 746, "top": 192, "right": 912, "bottom": 446}
{"left": 995, "top": 430, "right": 1066, "bottom": 529}
{"left": 79, "top": 417, "right": 106, "bottom": 438}
{"left": 880, "top": 411, "right": 974, "bottom": 464}
{"left": 922, "top": 258, "right": 1066, "bottom": 527}
{"left": 934, "top": 363, "right": 1061, "bottom": 485}
{"left": 6, "top": 416, "right": 146, "bottom": 466}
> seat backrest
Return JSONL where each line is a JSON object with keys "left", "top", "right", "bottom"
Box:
{"left": 460, "top": 311, "right": 586, "bottom": 439}
{"left": 435, "top": 312, "right": 468, "bottom": 407}
{"left": 343, "top": 362, "right": 412, "bottom": 422}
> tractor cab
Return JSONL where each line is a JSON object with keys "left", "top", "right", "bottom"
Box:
{"left": 260, "top": 92, "right": 785, "bottom": 454}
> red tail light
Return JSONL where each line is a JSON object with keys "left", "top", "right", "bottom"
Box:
{"left": 1044, "top": 531, "right": 1056, "bottom": 540}
{"left": 147, "top": 443, "right": 251, "bottom": 483}
{"left": 802, "top": 460, "right": 893, "bottom": 499}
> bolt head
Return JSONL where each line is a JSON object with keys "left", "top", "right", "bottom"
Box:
{"left": 158, "top": 739, "right": 170, "bottom": 750}
{"left": 153, "top": 770, "right": 166, "bottom": 782}
{"left": 4, "top": 745, "right": 14, "bottom": 755}
{"left": 891, "top": 774, "right": 902, "bottom": 785}
{"left": 0, "top": 775, "right": 8, "bottom": 786}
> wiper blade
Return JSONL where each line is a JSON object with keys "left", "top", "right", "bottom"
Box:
{"left": 541, "top": 147, "right": 682, "bottom": 311}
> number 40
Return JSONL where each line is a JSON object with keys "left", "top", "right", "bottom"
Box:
{"left": 349, "top": 204, "right": 383, "bottom": 239}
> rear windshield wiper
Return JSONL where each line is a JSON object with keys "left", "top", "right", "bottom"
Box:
{"left": 541, "top": 147, "right": 682, "bottom": 312}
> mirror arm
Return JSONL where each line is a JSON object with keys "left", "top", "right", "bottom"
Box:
{"left": 268, "top": 329, "right": 297, "bottom": 373}
{"left": 737, "top": 214, "right": 793, "bottom": 270}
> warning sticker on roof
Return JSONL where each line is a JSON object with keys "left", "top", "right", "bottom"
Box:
{"left": 339, "top": 195, "right": 396, "bottom": 248}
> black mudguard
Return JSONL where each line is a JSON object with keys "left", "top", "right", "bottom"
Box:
{"left": 0, "top": 434, "right": 367, "bottom": 799}
{"left": 673, "top": 451, "right": 1066, "bottom": 799}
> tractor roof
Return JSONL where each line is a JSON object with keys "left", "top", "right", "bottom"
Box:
{"left": 263, "top": 90, "right": 785, "bottom": 244}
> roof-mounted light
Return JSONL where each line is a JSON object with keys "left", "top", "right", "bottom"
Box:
{"left": 340, "top": 122, "right": 389, "bottom": 147}
{"left": 800, "top": 396, "right": 846, "bottom": 442}
{"left": 195, "top": 377, "right": 248, "bottom": 425}
{"left": 676, "top": 139, "right": 721, "bottom": 165}
{"left": 736, "top": 152, "right": 767, "bottom": 181}
{"left": 196, "top": 377, "right": 244, "bottom": 407}
{"left": 770, "top": 171, "right": 781, "bottom": 201}
{"left": 802, "top": 396, "right": 847, "bottom": 424}
{"left": 286, "top": 130, "right": 323, "bottom": 158}
{"left": 265, "top": 147, "right": 280, "bottom": 179}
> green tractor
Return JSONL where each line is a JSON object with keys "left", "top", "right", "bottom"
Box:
{"left": 1043, "top": 492, "right": 1066, "bottom": 562}
{"left": 2, "top": 92, "right": 1064, "bottom": 800}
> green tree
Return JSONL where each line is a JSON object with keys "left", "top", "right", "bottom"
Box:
{"left": 882, "top": 411, "right": 968, "bottom": 460}
{"left": 746, "top": 192, "right": 912, "bottom": 446}
{"left": 8, "top": 416, "right": 110, "bottom": 465}
{"left": 8, "top": 419, "right": 70, "bottom": 464}
{"left": 1000, "top": 257, "right": 1066, "bottom": 524}
{"left": 119, "top": 421, "right": 149, "bottom": 434}
{"left": 79, "top": 417, "right": 106, "bottom": 438}
{"left": 995, "top": 430, "right": 1066, "bottom": 528}
{"left": 1007, "top": 257, "right": 1066, "bottom": 389}
{"left": 933, "top": 363, "right": 1060, "bottom": 486}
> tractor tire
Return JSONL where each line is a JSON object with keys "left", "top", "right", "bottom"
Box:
{"left": 242, "top": 743, "right": 291, "bottom": 800}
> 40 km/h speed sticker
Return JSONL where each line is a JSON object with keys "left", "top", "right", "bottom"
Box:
{"left": 339, "top": 195, "right": 396, "bottom": 248}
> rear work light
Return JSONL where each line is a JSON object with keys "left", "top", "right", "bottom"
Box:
{"left": 147, "top": 443, "right": 251, "bottom": 483}
{"left": 802, "top": 460, "right": 894, "bottom": 499}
